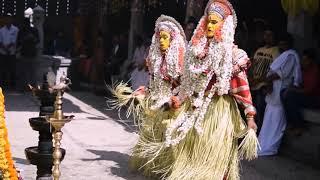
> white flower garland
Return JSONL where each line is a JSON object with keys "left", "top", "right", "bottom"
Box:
{"left": 147, "top": 15, "right": 186, "bottom": 109}
{"left": 165, "top": 15, "right": 236, "bottom": 147}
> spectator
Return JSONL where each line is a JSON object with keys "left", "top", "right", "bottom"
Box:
{"left": 0, "top": 13, "right": 19, "bottom": 88}
{"left": 105, "top": 35, "right": 120, "bottom": 83}
{"left": 258, "top": 33, "right": 302, "bottom": 156}
{"left": 184, "top": 16, "right": 197, "bottom": 41}
{"left": 281, "top": 48, "right": 320, "bottom": 135}
{"left": 248, "top": 27, "right": 280, "bottom": 131}
{"left": 77, "top": 40, "right": 91, "bottom": 82}
{"left": 90, "top": 30, "right": 106, "bottom": 94}
{"left": 105, "top": 33, "right": 128, "bottom": 83}
{"left": 18, "top": 18, "right": 39, "bottom": 58}
{"left": 247, "top": 18, "right": 267, "bottom": 56}
{"left": 130, "top": 36, "right": 149, "bottom": 90}
{"left": 15, "top": 18, "right": 39, "bottom": 91}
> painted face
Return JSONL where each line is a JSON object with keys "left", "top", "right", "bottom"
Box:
{"left": 206, "top": 13, "right": 223, "bottom": 39}
{"left": 159, "top": 31, "right": 171, "bottom": 51}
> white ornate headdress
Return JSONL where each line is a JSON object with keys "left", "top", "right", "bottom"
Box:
{"left": 204, "top": 0, "right": 237, "bottom": 28}
{"left": 148, "top": 15, "right": 186, "bottom": 79}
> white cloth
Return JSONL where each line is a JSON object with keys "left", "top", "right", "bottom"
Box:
{"left": 0, "top": 25, "right": 19, "bottom": 55}
{"left": 269, "top": 49, "right": 302, "bottom": 88}
{"left": 131, "top": 46, "right": 149, "bottom": 90}
{"left": 258, "top": 49, "right": 300, "bottom": 156}
{"left": 258, "top": 104, "right": 287, "bottom": 156}
{"left": 266, "top": 50, "right": 301, "bottom": 106}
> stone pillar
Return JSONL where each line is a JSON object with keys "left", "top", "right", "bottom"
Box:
{"left": 33, "top": 6, "right": 45, "bottom": 55}
{"left": 128, "top": 0, "right": 144, "bottom": 59}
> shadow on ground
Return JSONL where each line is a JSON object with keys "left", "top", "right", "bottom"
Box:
{"left": 82, "top": 149, "right": 145, "bottom": 180}
{"left": 3, "top": 89, "right": 137, "bottom": 132}
{"left": 68, "top": 91, "right": 137, "bottom": 133}
{"left": 3, "top": 91, "right": 84, "bottom": 114}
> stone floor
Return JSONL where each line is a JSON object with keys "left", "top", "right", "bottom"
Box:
{"left": 4, "top": 90, "right": 320, "bottom": 180}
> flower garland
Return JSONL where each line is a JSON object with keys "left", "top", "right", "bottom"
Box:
{"left": 147, "top": 15, "right": 186, "bottom": 109}
{"left": 0, "top": 88, "right": 18, "bottom": 180}
{"left": 189, "top": 15, "right": 234, "bottom": 95}
{"left": 165, "top": 15, "right": 237, "bottom": 146}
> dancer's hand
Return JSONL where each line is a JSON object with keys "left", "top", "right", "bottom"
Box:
{"left": 160, "top": 96, "right": 181, "bottom": 112}
{"left": 170, "top": 96, "right": 181, "bottom": 109}
{"left": 133, "top": 86, "right": 146, "bottom": 96}
{"left": 247, "top": 117, "right": 257, "bottom": 132}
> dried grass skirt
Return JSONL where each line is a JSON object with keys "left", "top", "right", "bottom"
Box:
{"left": 130, "top": 95, "right": 256, "bottom": 180}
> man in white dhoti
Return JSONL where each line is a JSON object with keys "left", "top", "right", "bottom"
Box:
{"left": 258, "top": 33, "right": 302, "bottom": 156}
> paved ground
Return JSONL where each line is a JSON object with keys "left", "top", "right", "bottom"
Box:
{"left": 3, "top": 90, "right": 320, "bottom": 180}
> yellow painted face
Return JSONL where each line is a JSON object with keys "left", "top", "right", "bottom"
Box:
{"left": 206, "top": 13, "right": 223, "bottom": 38}
{"left": 159, "top": 31, "right": 171, "bottom": 51}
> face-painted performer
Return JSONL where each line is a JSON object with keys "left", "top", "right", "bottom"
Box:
{"left": 110, "top": 15, "right": 187, "bottom": 178}
{"left": 145, "top": 15, "right": 186, "bottom": 110}
{"left": 142, "top": 1, "right": 259, "bottom": 179}
{"left": 111, "top": 15, "right": 186, "bottom": 116}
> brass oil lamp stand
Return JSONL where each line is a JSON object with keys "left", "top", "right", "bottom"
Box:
{"left": 46, "top": 90, "right": 72, "bottom": 180}
{"left": 46, "top": 75, "right": 73, "bottom": 180}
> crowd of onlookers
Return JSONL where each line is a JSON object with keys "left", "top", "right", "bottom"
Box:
{"left": 0, "top": 13, "right": 75, "bottom": 90}
{"left": 245, "top": 23, "right": 320, "bottom": 156}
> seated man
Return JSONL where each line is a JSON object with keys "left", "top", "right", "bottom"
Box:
{"left": 281, "top": 48, "right": 320, "bottom": 135}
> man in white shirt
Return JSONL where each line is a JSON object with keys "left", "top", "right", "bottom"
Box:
{"left": 0, "top": 13, "right": 19, "bottom": 88}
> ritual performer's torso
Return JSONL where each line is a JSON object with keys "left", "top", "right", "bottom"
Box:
{"left": 205, "top": 45, "right": 249, "bottom": 92}
{"left": 145, "top": 15, "right": 186, "bottom": 109}
{"left": 148, "top": 51, "right": 183, "bottom": 108}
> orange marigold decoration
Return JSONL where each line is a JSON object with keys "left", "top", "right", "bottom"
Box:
{"left": 0, "top": 88, "right": 18, "bottom": 180}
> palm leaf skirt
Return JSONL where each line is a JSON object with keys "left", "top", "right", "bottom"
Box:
{"left": 130, "top": 95, "right": 259, "bottom": 180}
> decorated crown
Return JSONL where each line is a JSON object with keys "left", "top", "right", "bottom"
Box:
{"left": 207, "top": 1, "right": 231, "bottom": 19}
{"left": 155, "top": 15, "right": 186, "bottom": 40}
{"left": 205, "top": 0, "right": 237, "bottom": 28}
